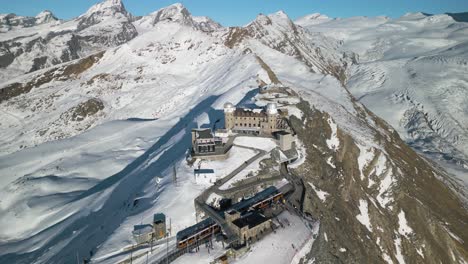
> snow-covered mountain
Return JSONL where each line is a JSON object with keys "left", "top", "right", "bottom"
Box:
{"left": 224, "top": 11, "right": 355, "bottom": 82}
{"left": 134, "top": 3, "right": 222, "bottom": 33}
{"left": 0, "top": 0, "right": 137, "bottom": 82}
{"left": 297, "top": 12, "right": 468, "bottom": 191}
{"left": 0, "top": 10, "right": 58, "bottom": 32}
{"left": 0, "top": 1, "right": 467, "bottom": 264}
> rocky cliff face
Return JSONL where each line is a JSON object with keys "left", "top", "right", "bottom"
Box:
{"left": 288, "top": 98, "right": 467, "bottom": 263}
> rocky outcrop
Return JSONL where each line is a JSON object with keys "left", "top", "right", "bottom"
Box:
{"left": 289, "top": 99, "right": 468, "bottom": 263}
{"left": 65, "top": 98, "right": 104, "bottom": 122}
{"left": 0, "top": 51, "right": 104, "bottom": 103}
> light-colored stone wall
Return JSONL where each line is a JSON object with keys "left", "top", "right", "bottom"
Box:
{"left": 233, "top": 115, "right": 265, "bottom": 128}
{"left": 153, "top": 223, "right": 166, "bottom": 239}
{"left": 238, "top": 219, "right": 272, "bottom": 244}
{"left": 225, "top": 111, "right": 235, "bottom": 130}
{"left": 279, "top": 133, "right": 293, "bottom": 151}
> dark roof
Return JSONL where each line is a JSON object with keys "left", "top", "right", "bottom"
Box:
{"left": 193, "top": 128, "right": 214, "bottom": 139}
{"left": 232, "top": 211, "right": 269, "bottom": 229}
{"left": 275, "top": 131, "right": 291, "bottom": 136}
{"left": 153, "top": 213, "right": 166, "bottom": 224}
{"left": 233, "top": 108, "right": 267, "bottom": 118}
{"left": 194, "top": 169, "right": 215, "bottom": 174}
{"left": 176, "top": 218, "right": 216, "bottom": 240}
{"left": 230, "top": 186, "right": 278, "bottom": 212}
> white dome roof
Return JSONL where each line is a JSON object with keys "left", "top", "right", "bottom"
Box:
{"left": 224, "top": 102, "right": 235, "bottom": 113}
{"left": 224, "top": 102, "right": 234, "bottom": 108}
{"left": 266, "top": 103, "right": 278, "bottom": 114}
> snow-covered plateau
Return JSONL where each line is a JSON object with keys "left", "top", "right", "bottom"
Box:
{"left": 0, "top": 1, "right": 467, "bottom": 263}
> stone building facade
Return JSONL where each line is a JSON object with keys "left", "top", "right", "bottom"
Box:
{"left": 225, "top": 210, "right": 272, "bottom": 245}
{"left": 153, "top": 213, "right": 166, "bottom": 239}
{"left": 191, "top": 128, "right": 230, "bottom": 160}
{"left": 224, "top": 102, "right": 286, "bottom": 135}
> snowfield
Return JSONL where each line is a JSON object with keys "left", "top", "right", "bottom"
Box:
{"left": 298, "top": 11, "right": 468, "bottom": 190}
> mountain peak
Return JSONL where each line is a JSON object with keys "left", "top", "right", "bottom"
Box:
{"left": 150, "top": 3, "right": 193, "bottom": 25}
{"left": 274, "top": 10, "right": 289, "bottom": 18}
{"left": 192, "top": 16, "right": 222, "bottom": 32}
{"left": 168, "top": 3, "right": 186, "bottom": 10}
{"left": 35, "top": 10, "right": 58, "bottom": 24}
{"left": 268, "top": 10, "right": 294, "bottom": 25}
{"left": 78, "top": 0, "right": 132, "bottom": 30}
{"left": 295, "top": 13, "right": 331, "bottom": 26}
{"left": 83, "top": 0, "right": 127, "bottom": 17}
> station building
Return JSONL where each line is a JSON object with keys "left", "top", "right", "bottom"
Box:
{"left": 191, "top": 128, "right": 231, "bottom": 160}
{"left": 225, "top": 210, "right": 272, "bottom": 245}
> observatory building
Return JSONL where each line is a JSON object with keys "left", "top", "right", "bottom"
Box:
{"left": 223, "top": 102, "right": 287, "bottom": 135}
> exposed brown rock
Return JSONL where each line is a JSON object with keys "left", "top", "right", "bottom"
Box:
{"left": 289, "top": 99, "right": 468, "bottom": 263}
{"left": 255, "top": 55, "right": 281, "bottom": 84}
{"left": 0, "top": 51, "right": 105, "bottom": 104}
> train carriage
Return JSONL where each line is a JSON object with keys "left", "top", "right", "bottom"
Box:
{"left": 176, "top": 218, "right": 220, "bottom": 248}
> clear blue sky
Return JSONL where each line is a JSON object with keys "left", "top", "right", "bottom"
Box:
{"left": 1, "top": 0, "right": 467, "bottom": 26}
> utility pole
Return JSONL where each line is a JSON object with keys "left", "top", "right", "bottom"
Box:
{"left": 130, "top": 244, "right": 133, "bottom": 264}
{"left": 76, "top": 252, "right": 79, "bottom": 264}
{"left": 172, "top": 164, "right": 177, "bottom": 186}
{"left": 166, "top": 234, "right": 169, "bottom": 264}
{"left": 169, "top": 218, "right": 172, "bottom": 236}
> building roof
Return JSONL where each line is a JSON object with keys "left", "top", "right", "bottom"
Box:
{"left": 233, "top": 108, "right": 267, "bottom": 117}
{"left": 132, "top": 224, "right": 153, "bottom": 236}
{"left": 230, "top": 186, "right": 278, "bottom": 213}
{"left": 232, "top": 211, "right": 269, "bottom": 229}
{"left": 194, "top": 169, "right": 215, "bottom": 174}
{"left": 176, "top": 218, "right": 216, "bottom": 240}
{"left": 275, "top": 131, "right": 291, "bottom": 136}
{"left": 153, "top": 213, "right": 166, "bottom": 224}
{"left": 193, "top": 128, "right": 214, "bottom": 139}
